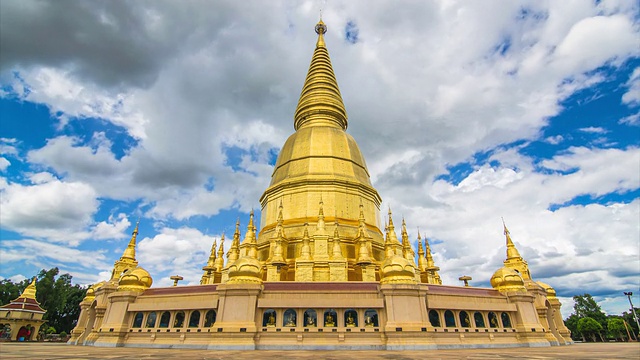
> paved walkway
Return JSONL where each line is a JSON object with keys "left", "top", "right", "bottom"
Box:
{"left": 0, "top": 342, "right": 638, "bottom": 359}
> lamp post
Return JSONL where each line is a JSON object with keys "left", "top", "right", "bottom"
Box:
{"left": 624, "top": 291, "right": 640, "bottom": 338}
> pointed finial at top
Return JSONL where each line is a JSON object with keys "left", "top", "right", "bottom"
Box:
{"left": 315, "top": 19, "right": 327, "bottom": 47}
{"left": 502, "top": 218, "right": 522, "bottom": 259}
{"left": 121, "top": 219, "right": 139, "bottom": 260}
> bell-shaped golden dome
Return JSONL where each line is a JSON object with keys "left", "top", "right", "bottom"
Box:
{"left": 117, "top": 267, "right": 153, "bottom": 292}
{"left": 227, "top": 257, "right": 263, "bottom": 284}
{"left": 379, "top": 255, "right": 417, "bottom": 284}
{"left": 490, "top": 267, "right": 526, "bottom": 293}
{"left": 536, "top": 281, "right": 557, "bottom": 298}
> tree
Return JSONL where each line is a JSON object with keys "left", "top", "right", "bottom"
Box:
{"left": 577, "top": 317, "right": 603, "bottom": 342}
{"left": 0, "top": 278, "right": 29, "bottom": 305}
{"left": 0, "top": 268, "right": 87, "bottom": 334}
{"left": 607, "top": 318, "right": 626, "bottom": 341}
{"left": 564, "top": 314, "right": 580, "bottom": 341}
{"left": 573, "top": 294, "right": 607, "bottom": 328}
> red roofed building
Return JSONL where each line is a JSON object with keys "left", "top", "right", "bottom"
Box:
{"left": 0, "top": 278, "right": 47, "bottom": 341}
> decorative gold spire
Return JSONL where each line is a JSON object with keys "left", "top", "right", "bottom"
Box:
{"left": 332, "top": 221, "right": 344, "bottom": 259}
{"left": 294, "top": 19, "right": 348, "bottom": 131}
{"left": 121, "top": 220, "right": 139, "bottom": 260}
{"left": 110, "top": 220, "right": 140, "bottom": 282}
{"left": 215, "top": 234, "right": 225, "bottom": 271}
{"left": 22, "top": 277, "right": 37, "bottom": 300}
{"left": 417, "top": 231, "right": 426, "bottom": 271}
{"left": 227, "top": 218, "right": 241, "bottom": 264}
{"left": 424, "top": 236, "right": 442, "bottom": 284}
{"left": 206, "top": 240, "right": 217, "bottom": 268}
{"left": 503, "top": 218, "right": 522, "bottom": 260}
{"left": 401, "top": 218, "right": 415, "bottom": 262}
{"left": 501, "top": 218, "right": 532, "bottom": 280}
{"left": 300, "top": 223, "right": 312, "bottom": 260}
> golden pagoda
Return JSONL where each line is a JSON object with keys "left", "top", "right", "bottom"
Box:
{"left": 68, "top": 20, "right": 572, "bottom": 350}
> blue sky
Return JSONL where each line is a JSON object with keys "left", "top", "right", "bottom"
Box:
{"left": 0, "top": 1, "right": 638, "bottom": 318}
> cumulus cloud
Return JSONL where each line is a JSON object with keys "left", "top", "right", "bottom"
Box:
{"left": 0, "top": 172, "right": 98, "bottom": 244}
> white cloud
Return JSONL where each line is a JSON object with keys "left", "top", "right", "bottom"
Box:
{"left": 0, "top": 157, "right": 10, "bottom": 171}
{"left": 578, "top": 127, "right": 608, "bottom": 134}
{"left": 622, "top": 67, "right": 640, "bottom": 106}
{"left": 619, "top": 113, "right": 640, "bottom": 126}
{"left": 137, "top": 227, "right": 223, "bottom": 286}
{"left": 0, "top": 172, "right": 98, "bottom": 244}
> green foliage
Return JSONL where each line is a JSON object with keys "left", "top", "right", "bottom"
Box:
{"left": 572, "top": 294, "right": 607, "bottom": 328}
{"left": 564, "top": 314, "right": 580, "bottom": 341}
{"left": 0, "top": 268, "right": 87, "bottom": 334}
{"left": 46, "top": 326, "right": 56, "bottom": 334}
{"left": 0, "top": 278, "right": 30, "bottom": 305}
{"left": 59, "top": 331, "right": 67, "bottom": 337}
{"left": 607, "top": 317, "right": 626, "bottom": 341}
{"left": 577, "top": 317, "right": 603, "bottom": 342}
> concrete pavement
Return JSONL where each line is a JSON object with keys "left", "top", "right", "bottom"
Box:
{"left": 0, "top": 342, "right": 639, "bottom": 359}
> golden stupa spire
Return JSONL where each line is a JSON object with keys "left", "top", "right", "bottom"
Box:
{"left": 215, "top": 235, "right": 225, "bottom": 271}
{"left": 401, "top": 218, "right": 415, "bottom": 262}
{"left": 501, "top": 218, "right": 532, "bottom": 280}
{"left": 206, "top": 240, "right": 218, "bottom": 268}
{"left": 332, "top": 221, "right": 344, "bottom": 259}
{"left": 294, "top": 19, "right": 348, "bottom": 131}
{"left": 227, "top": 218, "right": 241, "bottom": 263}
{"left": 22, "top": 277, "right": 37, "bottom": 300}
{"left": 121, "top": 219, "right": 139, "bottom": 260}
{"left": 300, "top": 223, "right": 312, "bottom": 260}
{"left": 503, "top": 218, "right": 522, "bottom": 260}
{"left": 425, "top": 237, "right": 435, "bottom": 267}
{"left": 417, "top": 230, "right": 426, "bottom": 271}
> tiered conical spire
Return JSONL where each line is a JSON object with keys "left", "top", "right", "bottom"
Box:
{"left": 332, "top": 221, "right": 344, "bottom": 259}
{"left": 110, "top": 219, "right": 140, "bottom": 282}
{"left": 417, "top": 230, "right": 426, "bottom": 271}
{"left": 22, "top": 277, "right": 37, "bottom": 300}
{"left": 215, "top": 235, "right": 225, "bottom": 271}
{"left": 501, "top": 218, "right": 532, "bottom": 280}
{"left": 503, "top": 218, "right": 522, "bottom": 260}
{"left": 300, "top": 223, "right": 312, "bottom": 260}
{"left": 401, "top": 218, "right": 415, "bottom": 262}
{"left": 294, "top": 19, "right": 348, "bottom": 131}
{"left": 227, "top": 218, "right": 241, "bottom": 264}
{"left": 121, "top": 220, "right": 139, "bottom": 260}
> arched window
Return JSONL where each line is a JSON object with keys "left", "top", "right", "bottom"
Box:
{"left": 283, "top": 309, "right": 297, "bottom": 327}
{"left": 204, "top": 310, "right": 216, "bottom": 327}
{"left": 173, "top": 311, "right": 185, "bottom": 328}
{"left": 159, "top": 311, "right": 171, "bottom": 328}
{"left": 459, "top": 311, "right": 470, "bottom": 328}
{"left": 444, "top": 310, "right": 456, "bottom": 327}
{"left": 132, "top": 312, "right": 144, "bottom": 328}
{"left": 364, "top": 309, "right": 379, "bottom": 327}
{"left": 488, "top": 312, "right": 499, "bottom": 328}
{"left": 429, "top": 310, "right": 441, "bottom": 327}
{"left": 303, "top": 309, "right": 317, "bottom": 327}
{"left": 145, "top": 312, "right": 157, "bottom": 328}
{"left": 188, "top": 311, "right": 200, "bottom": 328}
{"left": 501, "top": 312, "right": 512, "bottom": 328}
{"left": 263, "top": 309, "right": 276, "bottom": 327}
{"left": 344, "top": 309, "right": 358, "bottom": 327}
{"left": 474, "top": 312, "right": 485, "bottom": 328}
{"left": 324, "top": 309, "right": 337, "bottom": 327}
